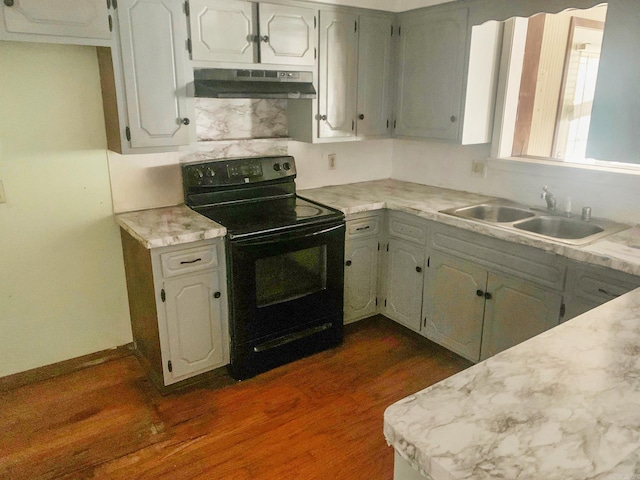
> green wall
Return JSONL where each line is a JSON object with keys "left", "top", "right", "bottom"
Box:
{"left": 0, "top": 41, "right": 132, "bottom": 377}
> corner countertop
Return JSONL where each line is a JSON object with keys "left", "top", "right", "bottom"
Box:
{"left": 299, "top": 179, "right": 640, "bottom": 277}
{"left": 115, "top": 204, "right": 226, "bottom": 249}
{"left": 383, "top": 287, "right": 640, "bottom": 480}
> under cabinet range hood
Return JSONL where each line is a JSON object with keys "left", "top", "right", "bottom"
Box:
{"left": 193, "top": 69, "right": 316, "bottom": 99}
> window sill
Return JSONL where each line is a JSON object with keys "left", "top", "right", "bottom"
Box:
{"left": 490, "top": 155, "right": 640, "bottom": 177}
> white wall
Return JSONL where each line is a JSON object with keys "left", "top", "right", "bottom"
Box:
{"left": 392, "top": 139, "right": 640, "bottom": 224}
{"left": 0, "top": 41, "right": 132, "bottom": 378}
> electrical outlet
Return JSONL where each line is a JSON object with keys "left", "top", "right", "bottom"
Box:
{"left": 0, "top": 180, "right": 5, "bottom": 204}
{"left": 328, "top": 153, "right": 336, "bottom": 170}
{"left": 471, "top": 160, "right": 487, "bottom": 178}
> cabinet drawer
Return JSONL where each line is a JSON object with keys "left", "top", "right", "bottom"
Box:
{"left": 160, "top": 245, "right": 218, "bottom": 278}
{"left": 346, "top": 216, "right": 381, "bottom": 240}
{"left": 388, "top": 212, "right": 428, "bottom": 245}
{"left": 431, "top": 224, "right": 566, "bottom": 291}
{"left": 567, "top": 264, "right": 640, "bottom": 303}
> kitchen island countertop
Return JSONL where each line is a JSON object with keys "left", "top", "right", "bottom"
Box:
{"left": 383, "top": 286, "right": 640, "bottom": 480}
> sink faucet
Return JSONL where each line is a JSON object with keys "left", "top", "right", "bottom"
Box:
{"left": 541, "top": 186, "right": 557, "bottom": 211}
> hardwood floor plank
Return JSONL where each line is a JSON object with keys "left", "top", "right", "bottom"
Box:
{"left": 0, "top": 316, "right": 471, "bottom": 480}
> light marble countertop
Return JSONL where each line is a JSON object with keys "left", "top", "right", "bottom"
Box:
{"left": 299, "top": 179, "right": 640, "bottom": 277}
{"left": 384, "top": 287, "right": 640, "bottom": 480}
{"left": 115, "top": 204, "right": 225, "bottom": 249}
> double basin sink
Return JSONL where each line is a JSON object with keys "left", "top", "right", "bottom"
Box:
{"left": 441, "top": 200, "right": 628, "bottom": 245}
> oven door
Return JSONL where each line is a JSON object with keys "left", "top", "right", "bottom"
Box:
{"left": 227, "top": 221, "right": 345, "bottom": 347}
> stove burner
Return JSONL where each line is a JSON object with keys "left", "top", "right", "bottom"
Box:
{"left": 295, "top": 204, "right": 324, "bottom": 218}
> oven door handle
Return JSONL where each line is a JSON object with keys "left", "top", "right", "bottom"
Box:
{"left": 233, "top": 223, "right": 344, "bottom": 247}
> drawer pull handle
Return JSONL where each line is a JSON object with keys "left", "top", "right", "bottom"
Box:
{"left": 214, "top": 291, "right": 221, "bottom": 299}
{"left": 180, "top": 258, "right": 202, "bottom": 265}
{"left": 598, "top": 288, "right": 620, "bottom": 298}
{"left": 355, "top": 226, "right": 371, "bottom": 231}
{"left": 484, "top": 292, "right": 492, "bottom": 300}
{"left": 476, "top": 289, "right": 484, "bottom": 297}
{"left": 416, "top": 266, "right": 422, "bottom": 273}
{"left": 345, "top": 260, "right": 352, "bottom": 266}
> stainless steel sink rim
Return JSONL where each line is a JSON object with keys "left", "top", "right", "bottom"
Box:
{"left": 440, "top": 200, "right": 629, "bottom": 246}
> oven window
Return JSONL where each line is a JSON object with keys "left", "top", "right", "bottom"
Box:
{"left": 255, "top": 245, "right": 327, "bottom": 307}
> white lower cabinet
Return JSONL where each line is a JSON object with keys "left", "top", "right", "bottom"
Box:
{"left": 384, "top": 239, "right": 425, "bottom": 332}
{"left": 344, "top": 212, "right": 382, "bottom": 324}
{"left": 344, "top": 238, "right": 379, "bottom": 324}
{"left": 479, "top": 272, "right": 562, "bottom": 361}
{"left": 121, "top": 230, "right": 229, "bottom": 390}
{"left": 423, "top": 253, "right": 485, "bottom": 362}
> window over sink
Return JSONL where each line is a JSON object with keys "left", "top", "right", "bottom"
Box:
{"left": 489, "top": 3, "right": 640, "bottom": 170}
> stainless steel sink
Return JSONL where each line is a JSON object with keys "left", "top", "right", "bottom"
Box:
{"left": 440, "top": 200, "right": 629, "bottom": 245}
{"left": 448, "top": 204, "right": 535, "bottom": 223}
{"left": 513, "top": 216, "right": 604, "bottom": 239}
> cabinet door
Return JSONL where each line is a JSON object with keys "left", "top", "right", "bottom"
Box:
{"left": 395, "top": 8, "right": 468, "bottom": 140}
{"left": 318, "top": 10, "right": 358, "bottom": 139}
{"left": 189, "top": 0, "right": 256, "bottom": 63}
{"left": 356, "top": 14, "right": 393, "bottom": 137}
{"left": 423, "top": 254, "right": 486, "bottom": 362}
{"left": 163, "top": 270, "right": 227, "bottom": 381}
{"left": 344, "top": 238, "right": 378, "bottom": 324}
{"left": 480, "top": 272, "right": 562, "bottom": 361}
{"left": 258, "top": 3, "right": 315, "bottom": 66}
{"left": 385, "top": 239, "right": 425, "bottom": 332}
{"left": 118, "top": 0, "right": 191, "bottom": 148}
{"left": 2, "top": 0, "right": 110, "bottom": 40}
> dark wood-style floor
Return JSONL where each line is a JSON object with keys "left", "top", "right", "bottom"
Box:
{"left": 0, "top": 316, "right": 471, "bottom": 480}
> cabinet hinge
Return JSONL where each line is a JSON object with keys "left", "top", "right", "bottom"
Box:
{"left": 112, "top": 0, "right": 117, "bottom": 9}
{"left": 107, "top": 0, "right": 111, "bottom": 9}
{"left": 352, "top": 120, "right": 355, "bottom": 131}
{"left": 386, "top": 243, "right": 389, "bottom": 252}
{"left": 355, "top": 20, "right": 357, "bottom": 33}
{"left": 377, "top": 242, "right": 380, "bottom": 251}
{"left": 560, "top": 303, "right": 566, "bottom": 318}
{"left": 398, "top": 25, "right": 401, "bottom": 36}
{"left": 391, "top": 25, "right": 393, "bottom": 36}
{"left": 314, "top": 47, "right": 317, "bottom": 60}
{"left": 108, "top": 14, "right": 113, "bottom": 32}
{"left": 384, "top": 299, "right": 387, "bottom": 307}
{"left": 386, "top": 119, "right": 389, "bottom": 129}
{"left": 314, "top": 16, "right": 317, "bottom": 29}
{"left": 393, "top": 119, "right": 397, "bottom": 129}
{"left": 168, "top": 360, "right": 173, "bottom": 373}
{"left": 427, "top": 256, "right": 430, "bottom": 268}
{"left": 161, "top": 288, "right": 166, "bottom": 303}
{"left": 187, "top": 38, "right": 192, "bottom": 54}
{"left": 375, "top": 297, "right": 378, "bottom": 306}
{"left": 125, "top": 126, "right": 131, "bottom": 142}
{"left": 184, "top": 0, "right": 190, "bottom": 16}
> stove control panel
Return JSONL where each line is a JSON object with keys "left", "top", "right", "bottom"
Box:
{"left": 183, "top": 156, "right": 296, "bottom": 188}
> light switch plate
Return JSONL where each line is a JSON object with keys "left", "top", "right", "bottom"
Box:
{"left": 471, "top": 160, "right": 487, "bottom": 178}
{"left": 0, "top": 180, "right": 5, "bottom": 204}
{"left": 328, "top": 153, "right": 336, "bottom": 170}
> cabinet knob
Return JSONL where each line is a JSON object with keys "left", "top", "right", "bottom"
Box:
{"left": 450, "top": 115, "right": 457, "bottom": 123}
{"left": 416, "top": 266, "right": 422, "bottom": 273}
{"left": 181, "top": 118, "right": 190, "bottom": 126}
{"left": 4, "top": 0, "right": 14, "bottom": 6}
{"left": 345, "top": 260, "right": 352, "bottom": 266}
{"left": 476, "top": 289, "right": 484, "bottom": 297}
{"left": 484, "top": 292, "right": 492, "bottom": 300}
{"left": 315, "top": 114, "right": 327, "bottom": 121}
{"left": 358, "top": 114, "right": 365, "bottom": 120}
{"left": 213, "top": 291, "right": 221, "bottom": 299}
{"left": 261, "top": 35, "right": 269, "bottom": 43}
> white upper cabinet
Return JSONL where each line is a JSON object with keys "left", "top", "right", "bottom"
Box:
{"left": 356, "top": 13, "right": 394, "bottom": 138}
{"left": 395, "top": 7, "right": 468, "bottom": 141}
{"left": 0, "top": 0, "right": 112, "bottom": 45}
{"left": 318, "top": 9, "right": 358, "bottom": 139}
{"left": 188, "top": 0, "right": 316, "bottom": 66}
{"left": 258, "top": 3, "right": 315, "bottom": 66}
{"left": 115, "top": 0, "right": 192, "bottom": 149}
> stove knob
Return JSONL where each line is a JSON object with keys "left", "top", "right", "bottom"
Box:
{"left": 205, "top": 167, "right": 215, "bottom": 177}
{"left": 273, "top": 163, "right": 281, "bottom": 172}
{"left": 282, "top": 162, "right": 291, "bottom": 171}
{"left": 189, "top": 168, "right": 204, "bottom": 183}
